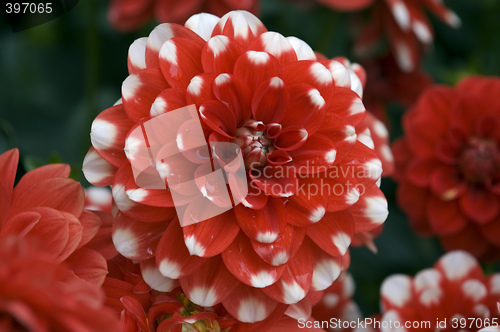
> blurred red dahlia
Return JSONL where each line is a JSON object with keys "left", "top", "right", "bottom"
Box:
{"left": 393, "top": 77, "right": 500, "bottom": 260}
{"left": 375, "top": 251, "right": 500, "bottom": 332}
{"left": 84, "top": 10, "right": 388, "bottom": 324}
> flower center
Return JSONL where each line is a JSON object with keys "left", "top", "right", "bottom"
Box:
{"left": 232, "top": 119, "right": 276, "bottom": 169}
{"left": 460, "top": 137, "right": 500, "bottom": 184}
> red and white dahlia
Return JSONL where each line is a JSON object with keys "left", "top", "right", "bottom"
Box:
{"left": 376, "top": 251, "right": 500, "bottom": 332}
{"left": 84, "top": 10, "right": 388, "bottom": 324}
{"left": 393, "top": 76, "right": 500, "bottom": 260}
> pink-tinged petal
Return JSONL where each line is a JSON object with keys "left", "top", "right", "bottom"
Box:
{"left": 381, "top": 275, "right": 413, "bottom": 309}
{"left": 77, "top": 210, "right": 102, "bottom": 249}
{"left": 127, "top": 37, "right": 147, "bottom": 75}
{"left": 349, "top": 185, "right": 388, "bottom": 233}
{"left": 441, "top": 225, "right": 489, "bottom": 259}
{"left": 460, "top": 189, "right": 500, "bottom": 224}
{"left": 235, "top": 200, "right": 286, "bottom": 244}
{"left": 212, "top": 73, "right": 252, "bottom": 125}
{"left": 251, "top": 224, "right": 306, "bottom": 266}
{"left": 435, "top": 250, "right": 483, "bottom": 282}
{"left": 179, "top": 256, "right": 239, "bottom": 306}
{"left": 430, "top": 166, "right": 466, "bottom": 200}
{"left": 202, "top": 35, "right": 245, "bottom": 75}
{"left": 155, "top": 219, "right": 207, "bottom": 279}
{"left": 251, "top": 77, "right": 287, "bottom": 124}
{"left": 183, "top": 210, "right": 239, "bottom": 257}
{"left": 14, "top": 162, "right": 70, "bottom": 193}
{"left": 282, "top": 61, "right": 334, "bottom": 105}
{"left": 186, "top": 73, "right": 216, "bottom": 108}
{"left": 288, "top": 134, "right": 337, "bottom": 173}
{"left": 284, "top": 297, "right": 312, "bottom": 321}
{"left": 222, "top": 233, "right": 285, "bottom": 288}
{"left": 159, "top": 37, "right": 203, "bottom": 89}
{"left": 199, "top": 100, "right": 237, "bottom": 138}
{"left": 145, "top": 23, "right": 205, "bottom": 69}
{"left": 0, "top": 211, "right": 40, "bottom": 239}
{"left": 281, "top": 84, "right": 326, "bottom": 135}
{"left": 149, "top": 88, "right": 187, "bottom": 117}
{"left": 233, "top": 51, "right": 281, "bottom": 93}
{"left": 85, "top": 211, "right": 118, "bottom": 260}
{"left": 122, "top": 69, "right": 170, "bottom": 122}
{"left": 112, "top": 211, "right": 167, "bottom": 260}
{"left": 317, "top": 113, "right": 357, "bottom": 164}
{"left": 211, "top": 11, "right": 267, "bottom": 49}
{"left": 327, "top": 87, "right": 366, "bottom": 126}
{"left": 0, "top": 184, "right": 11, "bottom": 228}
{"left": 185, "top": 13, "right": 220, "bottom": 41}
{"left": 427, "top": 196, "right": 468, "bottom": 236}
{"left": 263, "top": 245, "right": 313, "bottom": 304}
{"left": 250, "top": 31, "right": 298, "bottom": 65}
{"left": 250, "top": 166, "right": 297, "bottom": 198}
{"left": 83, "top": 147, "right": 118, "bottom": 187}
{"left": 0, "top": 148, "right": 18, "bottom": 197}
{"left": 222, "top": 284, "right": 278, "bottom": 323}
{"left": 274, "top": 128, "right": 308, "bottom": 151}
{"left": 10, "top": 177, "right": 84, "bottom": 218}
{"left": 121, "top": 296, "right": 149, "bottom": 332}
{"left": 306, "top": 210, "right": 354, "bottom": 257}
{"left": 309, "top": 240, "right": 344, "bottom": 291}
{"left": 65, "top": 247, "right": 108, "bottom": 286}
{"left": 140, "top": 258, "right": 179, "bottom": 292}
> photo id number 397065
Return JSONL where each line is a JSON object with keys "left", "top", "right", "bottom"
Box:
{"left": 6, "top": 2, "right": 52, "bottom": 14}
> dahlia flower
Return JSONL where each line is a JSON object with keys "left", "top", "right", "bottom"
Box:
{"left": 85, "top": 186, "right": 113, "bottom": 213}
{"left": 84, "top": 10, "right": 388, "bottom": 323}
{"left": 393, "top": 76, "right": 500, "bottom": 260}
{"left": 108, "top": 0, "right": 258, "bottom": 32}
{"left": 375, "top": 251, "right": 500, "bottom": 332}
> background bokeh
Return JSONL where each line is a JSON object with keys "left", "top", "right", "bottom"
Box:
{"left": 1, "top": 0, "right": 500, "bottom": 317}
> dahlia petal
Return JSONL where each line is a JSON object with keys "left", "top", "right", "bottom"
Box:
{"left": 348, "top": 185, "right": 388, "bottom": 233}
{"left": 82, "top": 147, "right": 118, "bottom": 187}
{"left": 241, "top": 182, "right": 269, "bottom": 209}
{"left": 112, "top": 211, "right": 167, "bottom": 260}
{"left": 149, "top": 88, "right": 187, "bottom": 117}
{"left": 179, "top": 256, "right": 239, "bottom": 306}
{"left": 427, "top": 196, "right": 468, "bottom": 235}
{"left": 128, "top": 37, "right": 147, "bottom": 75}
{"left": 222, "top": 233, "right": 285, "bottom": 288}
{"left": 342, "top": 140, "right": 383, "bottom": 189}
{"left": 250, "top": 31, "right": 298, "bottom": 65}
{"left": 233, "top": 51, "right": 281, "bottom": 92}
{"left": 186, "top": 73, "right": 216, "bottom": 108}
{"left": 326, "top": 86, "right": 366, "bottom": 126}
{"left": 406, "top": 157, "right": 440, "bottom": 187}
{"left": 85, "top": 211, "right": 118, "bottom": 260}
{"left": 202, "top": 35, "right": 245, "bottom": 75}
{"left": 222, "top": 284, "right": 278, "bottom": 323}
{"left": 262, "top": 245, "right": 313, "bottom": 304}
{"left": 0, "top": 148, "right": 18, "bottom": 197}
{"left": 324, "top": 174, "right": 361, "bottom": 214}
{"left": 284, "top": 298, "right": 312, "bottom": 320}
{"left": 14, "top": 162, "right": 70, "bottom": 193}
{"left": 212, "top": 10, "right": 267, "bottom": 49}
{"left": 199, "top": 100, "right": 237, "bottom": 137}
{"left": 121, "top": 296, "right": 149, "bottom": 332}
{"left": 310, "top": 240, "right": 343, "bottom": 291}
{"left": 306, "top": 210, "right": 355, "bottom": 257}
{"left": 251, "top": 224, "right": 306, "bottom": 266}
{"left": 235, "top": 201, "right": 286, "bottom": 244}
{"left": 65, "top": 247, "right": 108, "bottom": 286}
{"left": 122, "top": 69, "right": 169, "bottom": 122}
{"left": 288, "top": 134, "right": 337, "bottom": 173}
{"left": 145, "top": 23, "right": 205, "bottom": 69}
{"left": 435, "top": 250, "right": 483, "bottom": 282}
{"left": 0, "top": 184, "right": 12, "bottom": 228}
{"left": 155, "top": 219, "right": 207, "bottom": 279}
{"left": 183, "top": 210, "right": 239, "bottom": 257}
{"left": 286, "top": 36, "right": 316, "bottom": 61}
{"left": 159, "top": 37, "right": 203, "bottom": 89}
{"left": 321, "top": 59, "right": 351, "bottom": 89}
{"left": 317, "top": 113, "right": 357, "bottom": 163}
{"left": 281, "top": 84, "right": 326, "bottom": 135}
{"left": 250, "top": 166, "right": 297, "bottom": 198}
{"left": 140, "top": 258, "right": 179, "bottom": 292}
{"left": 460, "top": 189, "right": 500, "bottom": 224}
{"left": 274, "top": 128, "right": 308, "bottom": 151}
{"left": 430, "top": 166, "right": 466, "bottom": 200}
{"left": 212, "top": 73, "right": 252, "bottom": 125}
{"left": 441, "top": 225, "right": 489, "bottom": 259}
{"left": 0, "top": 211, "right": 40, "bottom": 239}
{"left": 479, "top": 217, "right": 500, "bottom": 246}
{"left": 185, "top": 13, "right": 220, "bottom": 41}
{"left": 251, "top": 76, "right": 287, "bottom": 124}
{"left": 381, "top": 275, "right": 413, "bottom": 309}
{"left": 77, "top": 210, "right": 102, "bottom": 249}
{"left": 282, "top": 61, "right": 334, "bottom": 105}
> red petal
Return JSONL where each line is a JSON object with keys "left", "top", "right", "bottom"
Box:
{"left": 430, "top": 166, "right": 466, "bottom": 200}
{"left": 221, "top": 284, "right": 278, "bottom": 323}
{"left": 213, "top": 73, "right": 252, "bottom": 126}
{"left": 149, "top": 88, "right": 187, "bottom": 117}
{"left": 120, "top": 296, "right": 149, "bottom": 332}
{"left": 479, "top": 216, "right": 500, "bottom": 246}
{"left": 250, "top": 31, "right": 298, "bottom": 65}
{"left": 309, "top": 240, "right": 344, "bottom": 291}
{"left": 440, "top": 225, "right": 489, "bottom": 259}
{"left": 14, "top": 162, "right": 70, "bottom": 194}
{"left": 179, "top": 256, "right": 240, "bottom": 306}
{"left": 281, "top": 84, "right": 326, "bottom": 135}
{"left": 159, "top": 37, "right": 203, "bottom": 89}
{"left": 211, "top": 11, "right": 267, "bottom": 49}
{"left": 65, "top": 247, "right": 108, "bottom": 286}
{"left": 434, "top": 250, "right": 483, "bottom": 282}
{"left": 316, "top": 113, "right": 357, "bottom": 164}
{"left": 274, "top": 128, "right": 308, "bottom": 151}
{"left": 222, "top": 233, "right": 285, "bottom": 288}
{"left": 327, "top": 87, "right": 365, "bottom": 126}
{"left": 235, "top": 201, "right": 286, "bottom": 244}
{"left": 406, "top": 157, "right": 440, "bottom": 187}
{"left": 427, "top": 196, "right": 468, "bottom": 235}
{"left": 288, "top": 134, "right": 337, "bottom": 173}
{"left": 460, "top": 189, "right": 500, "bottom": 224}
{"left": 284, "top": 178, "right": 329, "bottom": 226}
{"left": 251, "top": 77, "right": 287, "bottom": 124}
{"left": 112, "top": 211, "right": 168, "bottom": 260}
{"left": 128, "top": 37, "right": 147, "bottom": 74}
{"left": 199, "top": 100, "right": 237, "bottom": 137}
{"left": 83, "top": 147, "right": 118, "bottom": 187}
{"left": 250, "top": 166, "right": 298, "bottom": 198}
{"left": 186, "top": 73, "right": 216, "bottom": 108}
{"left": 140, "top": 258, "right": 179, "bottom": 292}
{"left": 202, "top": 35, "right": 245, "bottom": 75}
{"left": 77, "top": 210, "right": 102, "bottom": 249}
{"left": 233, "top": 51, "right": 281, "bottom": 93}
{"left": 0, "top": 211, "right": 40, "bottom": 240}
{"left": 306, "top": 210, "right": 354, "bottom": 257}
{"left": 155, "top": 219, "right": 207, "bottom": 279}
{"left": 349, "top": 185, "right": 388, "bottom": 233}
{"left": 0, "top": 148, "right": 18, "bottom": 197}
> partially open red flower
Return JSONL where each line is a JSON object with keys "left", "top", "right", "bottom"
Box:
{"left": 393, "top": 77, "right": 500, "bottom": 260}
{"left": 84, "top": 10, "right": 388, "bottom": 323}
